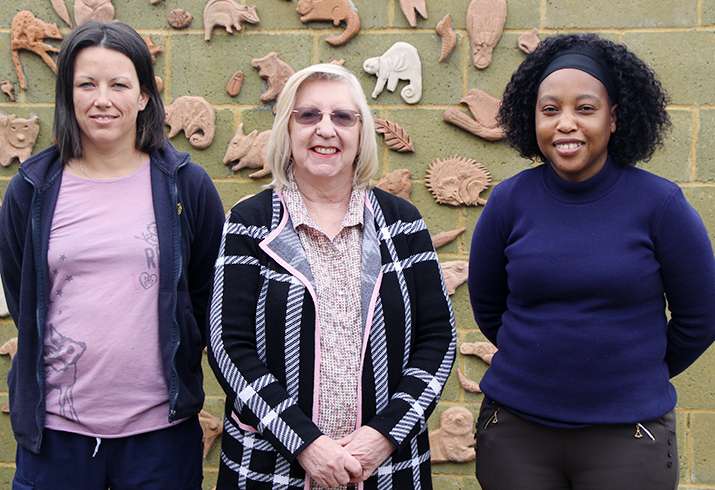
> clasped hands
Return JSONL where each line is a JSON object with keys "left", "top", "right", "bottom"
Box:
{"left": 296, "top": 426, "right": 396, "bottom": 488}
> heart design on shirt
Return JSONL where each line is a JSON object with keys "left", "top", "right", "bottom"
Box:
{"left": 139, "top": 272, "right": 158, "bottom": 290}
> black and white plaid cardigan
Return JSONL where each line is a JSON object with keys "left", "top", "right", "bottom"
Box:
{"left": 208, "top": 187, "right": 456, "bottom": 489}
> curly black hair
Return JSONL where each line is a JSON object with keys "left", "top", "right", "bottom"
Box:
{"left": 497, "top": 33, "right": 671, "bottom": 166}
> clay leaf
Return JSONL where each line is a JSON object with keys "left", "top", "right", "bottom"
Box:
{"left": 374, "top": 118, "right": 415, "bottom": 152}
{"left": 50, "top": 0, "right": 73, "bottom": 27}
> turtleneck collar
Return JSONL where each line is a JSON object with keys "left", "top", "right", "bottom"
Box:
{"left": 540, "top": 156, "right": 625, "bottom": 204}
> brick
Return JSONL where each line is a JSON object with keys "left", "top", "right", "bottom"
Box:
{"left": 689, "top": 412, "right": 715, "bottom": 484}
{"left": 432, "top": 475, "right": 462, "bottom": 490}
{"left": 672, "top": 347, "right": 715, "bottom": 410}
{"left": 682, "top": 187, "right": 715, "bottom": 244}
{"left": 638, "top": 109, "right": 692, "bottom": 183}
{"left": 623, "top": 31, "right": 715, "bottom": 106}
{"left": 0, "top": 467, "right": 14, "bottom": 489}
{"left": 545, "top": 0, "right": 697, "bottom": 28}
{"left": 677, "top": 411, "right": 688, "bottom": 484}
{"left": 704, "top": 0, "right": 715, "bottom": 25}
{"left": 696, "top": 109, "right": 715, "bottom": 181}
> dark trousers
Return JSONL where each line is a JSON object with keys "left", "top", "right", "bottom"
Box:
{"left": 475, "top": 400, "right": 679, "bottom": 490}
{"left": 13, "top": 416, "right": 203, "bottom": 490}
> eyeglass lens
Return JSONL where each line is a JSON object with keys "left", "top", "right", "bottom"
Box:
{"left": 293, "top": 107, "right": 361, "bottom": 127}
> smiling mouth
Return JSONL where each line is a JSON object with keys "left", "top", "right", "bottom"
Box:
{"left": 555, "top": 142, "right": 583, "bottom": 150}
{"left": 312, "top": 147, "right": 338, "bottom": 155}
{"left": 92, "top": 116, "right": 117, "bottom": 121}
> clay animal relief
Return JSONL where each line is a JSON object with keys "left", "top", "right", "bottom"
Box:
{"left": 376, "top": 169, "right": 413, "bottom": 203}
{"left": 399, "top": 0, "right": 428, "bottom": 27}
{"left": 74, "top": 0, "right": 115, "bottom": 25}
{"left": 251, "top": 53, "right": 295, "bottom": 108}
{"left": 11, "top": 10, "right": 63, "bottom": 90}
{"left": 203, "top": 0, "right": 260, "bottom": 40}
{"left": 164, "top": 96, "right": 216, "bottom": 149}
{"left": 466, "top": 0, "right": 507, "bottom": 69}
{"left": 443, "top": 88, "right": 505, "bottom": 141}
{"left": 223, "top": 123, "right": 272, "bottom": 178}
{"left": 425, "top": 155, "right": 492, "bottom": 206}
{"left": 429, "top": 407, "right": 476, "bottom": 463}
{"left": 296, "top": 0, "right": 361, "bottom": 46}
{"left": 363, "top": 42, "right": 422, "bottom": 104}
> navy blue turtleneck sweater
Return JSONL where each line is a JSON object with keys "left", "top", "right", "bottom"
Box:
{"left": 468, "top": 158, "right": 715, "bottom": 425}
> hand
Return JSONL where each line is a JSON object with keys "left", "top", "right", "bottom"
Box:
{"left": 296, "top": 435, "right": 363, "bottom": 488}
{"left": 338, "top": 426, "right": 396, "bottom": 482}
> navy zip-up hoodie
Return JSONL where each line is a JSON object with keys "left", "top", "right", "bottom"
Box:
{"left": 0, "top": 141, "right": 225, "bottom": 453}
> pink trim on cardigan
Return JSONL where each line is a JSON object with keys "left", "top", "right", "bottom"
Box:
{"left": 258, "top": 191, "right": 323, "bottom": 490}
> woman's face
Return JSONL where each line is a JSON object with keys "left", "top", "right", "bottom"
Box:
{"left": 72, "top": 46, "right": 149, "bottom": 155}
{"left": 535, "top": 68, "right": 617, "bottom": 182}
{"left": 289, "top": 79, "right": 361, "bottom": 189}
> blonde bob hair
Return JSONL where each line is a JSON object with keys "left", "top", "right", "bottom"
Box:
{"left": 266, "top": 63, "right": 379, "bottom": 190}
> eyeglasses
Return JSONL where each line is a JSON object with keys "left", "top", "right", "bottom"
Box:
{"left": 292, "top": 107, "right": 361, "bottom": 127}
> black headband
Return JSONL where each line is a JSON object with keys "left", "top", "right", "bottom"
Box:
{"left": 537, "top": 51, "right": 618, "bottom": 102}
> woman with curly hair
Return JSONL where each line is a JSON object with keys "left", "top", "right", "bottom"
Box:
{"left": 468, "top": 33, "right": 715, "bottom": 489}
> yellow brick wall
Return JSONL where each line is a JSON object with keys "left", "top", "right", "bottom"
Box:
{"left": 1, "top": 1, "right": 715, "bottom": 488}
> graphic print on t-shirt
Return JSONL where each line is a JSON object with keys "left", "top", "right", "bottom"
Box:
{"left": 44, "top": 323, "right": 87, "bottom": 422}
{"left": 135, "top": 221, "right": 159, "bottom": 290}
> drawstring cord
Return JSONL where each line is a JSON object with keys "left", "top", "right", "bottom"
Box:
{"left": 92, "top": 437, "right": 102, "bottom": 457}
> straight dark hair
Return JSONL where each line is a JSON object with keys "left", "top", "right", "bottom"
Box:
{"left": 54, "top": 21, "right": 166, "bottom": 163}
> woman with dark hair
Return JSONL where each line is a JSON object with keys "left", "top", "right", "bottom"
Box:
{"left": 468, "top": 33, "right": 715, "bottom": 490}
{"left": 0, "top": 21, "right": 225, "bottom": 489}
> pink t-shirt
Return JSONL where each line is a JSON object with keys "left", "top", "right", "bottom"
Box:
{"left": 44, "top": 161, "right": 174, "bottom": 438}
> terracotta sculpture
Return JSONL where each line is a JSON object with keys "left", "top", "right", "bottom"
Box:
{"left": 203, "top": 0, "right": 260, "bottom": 41}
{"left": 457, "top": 368, "right": 481, "bottom": 393}
{"left": 425, "top": 155, "right": 492, "bottom": 206}
{"left": 296, "top": 0, "right": 360, "bottom": 46}
{"left": 466, "top": 0, "right": 507, "bottom": 69}
{"left": 376, "top": 169, "right": 412, "bottom": 203}
{"left": 164, "top": 96, "right": 216, "bottom": 149}
{"left": 461, "top": 341, "right": 498, "bottom": 364}
{"left": 0, "top": 113, "right": 40, "bottom": 167}
{"left": 443, "top": 88, "right": 504, "bottom": 141}
{"left": 168, "top": 9, "right": 193, "bottom": 29}
{"left": 142, "top": 35, "right": 163, "bottom": 64}
{"left": 436, "top": 14, "right": 457, "bottom": 63}
{"left": 199, "top": 410, "right": 223, "bottom": 458}
{"left": 11, "top": 10, "right": 63, "bottom": 91}
{"left": 429, "top": 407, "right": 476, "bottom": 463}
{"left": 223, "top": 123, "right": 272, "bottom": 178}
{"left": 440, "top": 260, "right": 469, "bottom": 295}
{"left": 74, "top": 0, "right": 115, "bottom": 25}
{"left": 0, "top": 337, "right": 18, "bottom": 412}
{"left": 226, "top": 70, "right": 244, "bottom": 97}
{"left": 431, "top": 227, "right": 465, "bottom": 249}
{"left": 50, "top": 0, "right": 73, "bottom": 27}
{"left": 251, "top": 53, "right": 295, "bottom": 108}
{"left": 363, "top": 42, "right": 422, "bottom": 104}
{"left": 399, "top": 0, "right": 427, "bottom": 27}
{"left": 1, "top": 81, "right": 15, "bottom": 102}
{"left": 150, "top": 0, "right": 162, "bottom": 4}
{"left": 518, "top": 27, "right": 540, "bottom": 54}
{"left": 374, "top": 118, "right": 415, "bottom": 152}
{"left": 155, "top": 76, "right": 164, "bottom": 93}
